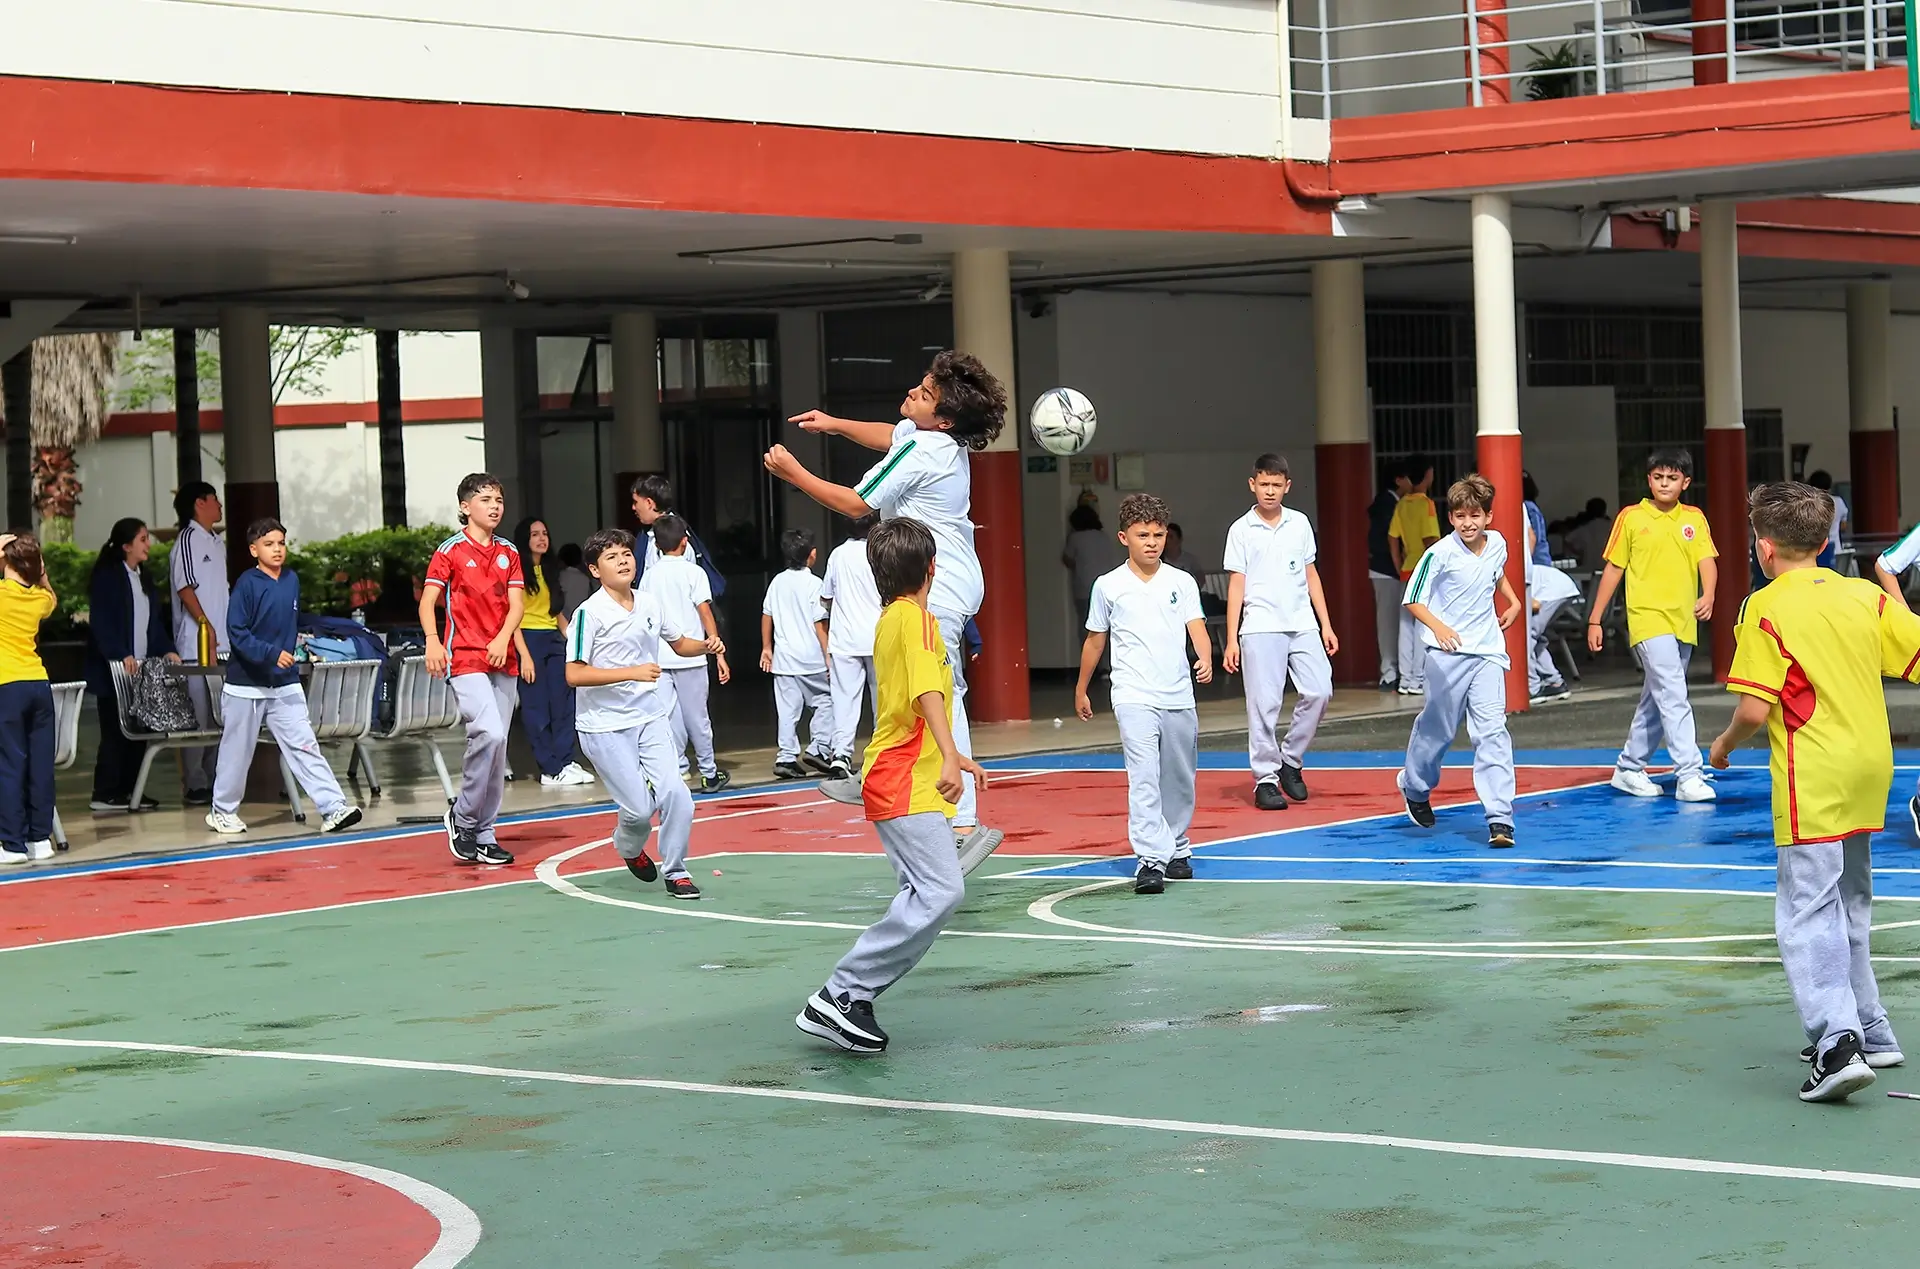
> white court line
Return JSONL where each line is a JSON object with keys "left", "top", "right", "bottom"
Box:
{"left": 4, "top": 1035, "right": 1918, "bottom": 1197}
{"left": 0, "top": 1129, "right": 481, "bottom": 1268}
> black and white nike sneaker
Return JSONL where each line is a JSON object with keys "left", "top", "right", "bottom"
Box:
{"left": 1800, "top": 1040, "right": 1903, "bottom": 1069}
{"left": 473, "top": 841, "right": 514, "bottom": 867}
{"left": 796, "top": 989, "right": 887, "bottom": 1053}
{"left": 1800, "top": 1031, "right": 1877, "bottom": 1102}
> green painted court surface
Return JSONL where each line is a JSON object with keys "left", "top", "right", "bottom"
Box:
{"left": 7, "top": 761, "right": 1920, "bottom": 1269}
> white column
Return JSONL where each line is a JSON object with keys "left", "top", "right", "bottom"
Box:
{"left": 217, "top": 306, "right": 275, "bottom": 485}
{"left": 479, "top": 324, "right": 520, "bottom": 511}
{"left": 952, "top": 248, "right": 1018, "bottom": 452}
{"left": 610, "top": 311, "right": 662, "bottom": 476}
{"left": 1700, "top": 202, "right": 1744, "bottom": 436}
{"left": 1848, "top": 279, "right": 1892, "bottom": 438}
{"left": 1470, "top": 194, "right": 1519, "bottom": 443}
{"left": 1312, "top": 258, "right": 1368, "bottom": 446}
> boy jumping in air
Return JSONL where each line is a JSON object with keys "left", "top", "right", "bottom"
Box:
{"left": 1711, "top": 481, "right": 1920, "bottom": 1102}
{"left": 1588, "top": 449, "right": 1719, "bottom": 803}
{"left": 1398, "top": 474, "right": 1525, "bottom": 849}
{"left": 421, "top": 473, "right": 523, "bottom": 866}
{"left": 1076, "top": 494, "right": 1212, "bottom": 895}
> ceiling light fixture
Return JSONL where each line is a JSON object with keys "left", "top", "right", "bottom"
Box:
{"left": 0, "top": 232, "right": 77, "bottom": 246}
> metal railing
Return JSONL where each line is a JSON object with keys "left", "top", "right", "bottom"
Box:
{"left": 1291, "top": 0, "right": 1909, "bottom": 119}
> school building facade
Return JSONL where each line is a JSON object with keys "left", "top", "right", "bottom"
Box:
{"left": 8, "top": 1, "right": 1920, "bottom": 717}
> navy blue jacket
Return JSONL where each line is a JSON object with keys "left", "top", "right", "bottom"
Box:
{"left": 85, "top": 563, "right": 170, "bottom": 696}
{"left": 637, "top": 524, "right": 727, "bottom": 599}
{"left": 226, "top": 567, "right": 303, "bottom": 690}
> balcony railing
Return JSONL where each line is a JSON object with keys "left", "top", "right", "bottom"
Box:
{"left": 1290, "top": 0, "right": 1910, "bottom": 119}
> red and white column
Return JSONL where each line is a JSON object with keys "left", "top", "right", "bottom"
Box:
{"left": 955, "top": 248, "right": 1030, "bottom": 723}
{"left": 1312, "top": 259, "right": 1376, "bottom": 687}
{"left": 218, "top": 306, "right": 277, "bottom": 585}
{"left": 1471, "top": 193, "right": 1529, "bottom": 712}
{"left": 1700, "top": 201, "right": 1748, "bottom": 681}
{"left": 1848, "top": 279, "right": 1899, "bottom": 539}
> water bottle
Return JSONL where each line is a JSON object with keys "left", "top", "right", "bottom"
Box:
{"left": 352, "top": 607, "right": 367, "bottom": 626}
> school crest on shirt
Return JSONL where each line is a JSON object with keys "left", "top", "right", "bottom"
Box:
{"left": 1681, "top": 524, "right": 1696, "bottom": 541}
{"left": 496, "top": 553, "right": 511, "bottom": 569}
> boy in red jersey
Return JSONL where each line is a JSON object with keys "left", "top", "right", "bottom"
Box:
{"left": 795, "top": 517, "right": 989, "bottom": 1054}
{"left": 421, "top": 473, "right": 525, "bottom": 866}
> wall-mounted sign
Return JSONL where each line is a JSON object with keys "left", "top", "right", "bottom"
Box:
{"left": 1026, "top": 455, "right": 1058, "bottom": 474}
{"left": 1115, "top": 453, "right": 1147, "bottom": 491}
{"left": 1068, "top": 454, "right": 1110, "bottom": 486}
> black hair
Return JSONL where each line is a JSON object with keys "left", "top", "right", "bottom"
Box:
{"left": 1167, "top": 522, "right": 1184, "bottom": 537}
{"left": 868, "top": 517, "right": 937, "bottom": 601}
{"left": 246, "top": 517, "right": 286, "bottom": 545}
{"left": 1522, "top": 470, "right": 1540, "bottom": 503}
{"left": 781, "top": 526, "right": 816, "bottom": 570}
{"left": 925, "top": 350, "right": 1009, "bottom": 451}
{"left": 1808, "top": 469, "right": 1834, "bottom": 491}
{"left": 1585, "top": 497, "right": 1607, "bottom": 516}
{"left": 173, "top": 480, "right": 217, "bottom": 528}
{"left": 1647, "top": 448, "right": 1693, "bottom": 478}
{"left": 93, "top": 517, "right": 148, "bottom": 577}
{"left": 631, "top": 474, "right": 673, "bottom": 514}
{"left": 1068, "top": 505, "right": 1102, "bottom": 532}
{"left": 583, "top": 527, "right": 635, "bottom": 571}
{"left": 455, "top": 472, "right": 503, "bottom": 525}
{"left": 653, "top": 513, "right": 689, "bottom": 555}
{"left": 1404, "top": 453, "right": 1434, "bottom": 482}
{"left": 1253, "top": 453, "right": 1289, "bottom": 478}
{"left": 512, "top": 516, "right": 562, "bottom": 617}
{"left": 848, "top": 511, "right": 880, "bottom": 541}
{"left": 557, "top": 542, "right": 583, "bottom": 570}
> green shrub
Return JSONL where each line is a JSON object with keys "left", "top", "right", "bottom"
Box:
{"left": 42, "top": 539, "right": 171, "bottom": 639}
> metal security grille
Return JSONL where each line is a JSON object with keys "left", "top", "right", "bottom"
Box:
{"left": 1745, "top": 408, "right": 1786, "bottom": 485}
{"left": 1366, "top": 305, "right": 1476, "bottom": 490}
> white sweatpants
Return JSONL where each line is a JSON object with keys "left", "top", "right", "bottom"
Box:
{"left": 579, "top": 716, "right": 695, "bottom": 878}
{"left": 665, "top": 665, "right": 716, "bottom": 779}
{"left": 1399, "top": 650, "right": 1515, "bottom": 825}
{"left": 828, "top": 653, "right": 876, "bottom": 760}
{"left": 1397, "top": 604, "right": 1428, "bottom": 691}
{"left": 1528, "top": 596, "right": 1572, "bottom": 693}
{"left": 1370, "top": 573, "right": 1401, "bottom": 683}
{"left": 774, "top": 671, "right": 834, "bottom": 763}
{"left": 212, "top": 685, "right": 347, "bottom": 818}
{"left": 1617, "top": 635, "right": 1702, "bottom": 783}
{"left": 1115, "top": 704, "right": 1198, "bottom": 867}
{"left": 1240, "top": 630, "right": 1333, "bottom": 782}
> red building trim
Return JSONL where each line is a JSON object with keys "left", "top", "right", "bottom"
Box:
{"left": 1612, "top": 198, "right": 1920, "bottom": 268}
{"left": 102, "top": 395, "right": 482, "bottom": 437}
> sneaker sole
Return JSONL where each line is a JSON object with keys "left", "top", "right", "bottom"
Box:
{"left": 665, "top": 888, "right": 702, "bottom": 901}
{"left": 1609, "top": 775, "right": 1661, "bottom": 798}
{"left": 817, "top": 777, "right": 864, "bottom": 806}
{"left": 1799, "top": 1046, "right": 1904, "bottom": 1069}
{"left": 805, "top": 992, "right": 887, "bottom": 1047}
{"left": 957, "top": 828, "right": 1006, "bottom": 877}
{"left": 1801, "top": 1061, "right": 1876, "bottom": 1102}
{"left": 795, "top": 1008, "right": 884, "bottom": 1053}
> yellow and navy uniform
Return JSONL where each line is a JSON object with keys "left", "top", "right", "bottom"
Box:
{"left": 1728, "top": 568, "right": 1920, "bottom": 846}
{"left": 1388, "top": 493, "right": 1441, "bottom": 581}
{"left": 0, "top": 579, "right": 55, "bottom": 684}
{"left": 520, "top": 562, "right": 560, "bottom": 632}
{"left": 861, "top": 599, "right": 955, "bottom": 821}
{"left": 1604, "top": 499, "right": 1717, "bottom": 646}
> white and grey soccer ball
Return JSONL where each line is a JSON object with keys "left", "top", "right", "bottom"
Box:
{"left": 1029, "top": 387, "right": 1098, "bottom": 457}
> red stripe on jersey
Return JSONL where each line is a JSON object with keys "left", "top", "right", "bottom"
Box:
{"left": 864, "top": 719, "right": 927, "bottom": 821}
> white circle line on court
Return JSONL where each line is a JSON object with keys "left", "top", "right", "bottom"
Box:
{"left": 0, "top": 1128, "right": 481, "bottom": 1268}
{"left": 3, "top": 1035, "right": 1917, "bottom": 1197}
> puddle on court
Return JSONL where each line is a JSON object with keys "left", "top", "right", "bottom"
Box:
{"left": 374, "top": 1105, "right": 562, "bottom": 1154}
{"left": 1115, "top": 1003, "right": 1329, "bottom": 1033}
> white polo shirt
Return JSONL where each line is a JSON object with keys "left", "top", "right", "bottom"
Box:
{"left": 856, "top": 420, "right": 983, "bottom": 620}
{"left": 821, "top": 538, "right": 882, "bottom": 658}
{"left": 1222, "top": 506, "right": 1318, "bottom": 635}
{"left": 1879, "top": 522, "right": 1920, "bottom": 577}
{"left": 1403, "top": 530, "right": 1510, "bottom": 669}
{"left": 762, "top": 567, "right": 828, "bottom": 675}
{"left": 169, "top": 520, "right": 229, "bottom": 655}
{"left": 568, "top": 586, "right": 685, "bottom": 732}
{"left": 1087, "top": 562, "right": 1205, "bottom": 711}
{"left": 638, "top": 553, "right": 711, "bottom": 671}
{"left": 1527, "top": 558, "right": 1581, "bottom": 607}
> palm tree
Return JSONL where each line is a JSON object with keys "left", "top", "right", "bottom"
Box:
{"left": 27, "top": 334, "right": 118, "bottom": 543}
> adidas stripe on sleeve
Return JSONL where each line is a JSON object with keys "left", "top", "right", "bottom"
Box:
{"left": 1878, "top": 523, "right": 1920, "bottom": 577}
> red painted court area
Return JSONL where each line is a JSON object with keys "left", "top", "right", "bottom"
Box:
{"left": 0, "top": 767, "right": 1609, "bottom": 952}
{"left": 0, "top": 1135, "right": 449, "bottom": 1268}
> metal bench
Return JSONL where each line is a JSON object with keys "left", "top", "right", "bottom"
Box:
{"left": 351, "top": 655, "right": 462, "bottom": 803}
{"left": 49, "top": 680, "right": 85, "bottom": 850}
{"left": 110, "top": 659, "right": 226, "bottom": 812}
{"left": 209, "top": 659, "right": 382, "bottom": 823}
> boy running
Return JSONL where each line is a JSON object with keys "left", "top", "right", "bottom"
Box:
{"left": 639, "top": 514, "right": 731, "bottom": 793}
{"left": 1588, "top": 449, "right": 1720, "bottom": 803}
{"left": 761, "top": 527, "right": 836, "bottom": 780}
{"left": 569, "top": 528, "right": 723, "bottom": 899}
{"left": 1388, "top": 455, "right": 1442, "bottom": 696}
{"left": 421, "top": 473, "right": 523, "bottom": 866}
{"left": 795, "top": 518, "right": 989, "bottom": 1053}
{"left": 1710, "top": 481, "right": 1920, "bottom": 1102}
{"left": 1221, "top": 453, "right": 1337, "bottom": 811}
{"left": 821, "top": 512, "right": 883, "bottom": 780}
{"left": 206, "top": 519, "right": 363, "bottom": 836}
{"left": 1076, "top": 494, "right": 1212, "bottom": 895}
{"left": 1398, "top": 475, "right": 1525, "bottom": 849}
{"left": 767, "top": 350, "right": 1008, "bottom": 871}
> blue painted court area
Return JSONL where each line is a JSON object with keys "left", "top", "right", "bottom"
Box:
{"left": 1004, "top": 753, "right": 1920, "bottom": 901}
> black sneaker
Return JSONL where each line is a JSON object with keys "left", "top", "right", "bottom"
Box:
{"left": 664, "top": 875, "right": 702, "bottom": 900}
{"left": 1165, "top": 857, "right": 1194, "bottom": 881}
{"left": 1403, "top": 789, "right": 1436, "bottom": 829}
{"left": 826, "top": 757, "right": 853, "bottom": 781}
{"left": 1254, "top": 781, "right": 1287, "bottom": 811}
{"left": 1134, "top": 863, "right": 1166, "bottom": 895}
{"left": 1801, "top": 1031, "right": 1877, "bottom": 1102}
{"left": 473, "top": 841, "right": 514, "bottom": 867}
{"left": 183, "top": 788, "right": 213, "bottom": 807}
{"left": 443, "top": 801, "right": 462, "bottom": 860}
{"left": 1909, "top": 795, "right": 1920, "bottom": 840}
{"left": 773, "top": 761, "right": 809, "bottom": 780}
{"left": 1378, "top": 677, "right": 1399, "bottom": 692}
{"left": 449, "top": 831, "right": 481, "bottom": 865}
{"left": 1532, "top": 682, "right": 1572, "bottom": 702}
{"left": 796, "top": 989, "right": 888, "bottom": 1052}
{"left": 625, "top": 851, "right": 660, "bottom": 883}
{"left": 700, "top": 770, "right": 732, "bottom": 794}
{"left": 1278, "top": 764, "right": 1309, "bottom": 803}
{"left": 801, "top": 752, "right": 833, "bottom": 775}
{"left": 1488, "top": 822, "right": 1516, "bottom": 849}
{"left": 1800, "top": 1041, "right": 1904, "bottom": 1069}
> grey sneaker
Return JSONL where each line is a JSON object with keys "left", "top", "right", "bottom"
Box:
{"left": 957, "top": 826, "right": 1006, "bottom": 876}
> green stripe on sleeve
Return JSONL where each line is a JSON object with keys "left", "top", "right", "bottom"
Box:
{"left": 1405, "top": 552, "right": 1437, "bottom": 605}
{"left": 855, "top": 439, "right": 918, "bottom": 500}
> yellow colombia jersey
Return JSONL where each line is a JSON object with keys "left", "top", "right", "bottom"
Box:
{"left": 1604, "top": 499, "right": 1717, "bottom": 646}
{"left": 1728, "top": 569, "right": 1920, "bottom": 846}
{"left": 0, "top": 579, "right": 55, "bottom": 684}
{"left": 1389, "top": 494, "right": 1441, "bottom": 579}
{"left": 520, "top": 563, "right": 559, "bottom": 632}
{"left": 862, "top": 599, "right": 956, "bottom": 822}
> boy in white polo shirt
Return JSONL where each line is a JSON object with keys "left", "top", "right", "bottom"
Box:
{"left": 820, "top": 512, "right": 883, "bottom": 780}
{"left": 568, "top": 527, "right": 724, "bottom": 899}
{"left": 1076, "top": 493, "right": 1212, "bottom": 895}
{"left": 638, "top": 514, "right": 731, "bottom": 793}
{"left": 761, "top": 527, "right": 836, "bottom": 780}
{"left": 1398, "top": 474, "right": 1526, "bottom": 849}
{"left": 1221, "top": 453, "right": 1338, "bottom": 812}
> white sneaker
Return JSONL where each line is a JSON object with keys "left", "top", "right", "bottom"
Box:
{"left": 0, "top": 845, "right": 28, "bottom": 866}
{"left": 205, "top": 810, "right": 247, "bottom": 835}
{"left": 1675, "top": 776, "right": 1718, "bottom": 803}
{"left": 321, "top": 806, "right": 364, "bottom": 834}
{"left": 1610, "top": 768, "right": 1661, "bottom": 798}
{"left": 539, "top": 773, "right": 566, "bottom": 788}
{"left": 26, "top": 839, "right": 55, "bottom": 861}
{"left": 560, "top": 762, "right": 597, "bottom": 786}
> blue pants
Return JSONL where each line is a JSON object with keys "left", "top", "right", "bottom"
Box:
{"left": 517, "top": 629, "right": 576, "bottom": 777}
{"left": 0, "top": 680, "right": 56, "bottom": 845}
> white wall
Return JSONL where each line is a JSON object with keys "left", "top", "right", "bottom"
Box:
{"left": 14, "top": 0, "right": 1288, "bottom": 158}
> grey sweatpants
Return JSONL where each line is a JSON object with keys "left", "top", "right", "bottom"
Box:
{"left": 1777, "top": 834, "right": 1899, "bottom": 1060}
{"left": 1115, "top": 704, "right": 1198, "bottom": 867}
{"left": 825, "top": 811, "right": 964, "bottom": 1001}
{"left": 1241, "top": 630, "right": 1332, "bottom": 782}
{"left": 1400, "top": 649, "right": 1515, "bottom": 824}
{"left": 828, "top": 653, "right": 876, "bottom": 759}
{"left": 179, "top": 674, "right": 219, "bottom": 794}
{"left": 579, "top": 717, "right": 695, "bottom": 878}
{"left": 930, "top": 606, "right": 979, "bottom": 829}
{"left": 213, "top": 685, "right": 347, "bottom": 818}
{"left": 774, "top": 671, "right": 834, "bottom": 763}
{"left": 451, "top": 671, "right": 517, "bottom": 842}
{"left": 1371, "top": 573, "right": 1401, "bottom": 682}
{"left": 665, "top": 665, "right": 716, "bottom": 779}
{"left": 1397, "top": 605, "right": 1428, "bottom": 691}
{"left": 1618, "top": 634, "right": 1702, "bottom": 782}
{"left": 1528, "top": 596, "right": 1571, "bottom": 693}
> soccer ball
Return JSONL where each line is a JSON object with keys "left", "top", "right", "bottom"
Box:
{"left": 1029, "top": 387, "right": 1097, "bottom": 457}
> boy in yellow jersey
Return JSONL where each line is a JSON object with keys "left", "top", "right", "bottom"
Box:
{"left": 1588, "top": 449, "right": 1719, "bottom": 803}
{"left": 796, "top": 517, "right": 989, "bottom": 1054}
{"left": 1388, "top": 454, "right": 1442, "bottom": 696}
{"left": 1709, "top": 482, "right": 1920, "bottom": 1102}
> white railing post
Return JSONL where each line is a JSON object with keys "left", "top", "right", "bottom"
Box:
{"left": 1725, "top": 4, "right": 1739, "bottom": 81}
{"left": 1867, "top": 0, "right": 1878, "bottom": 72}
{"left": 1467, "top": 1, "right": 1484, "bottom": 106}
{"left": 1593, "top": 0, "right": 1608, "bottom": 93}
{"left": 1318, "top": 0, "right": 1331, "bottom": 119}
